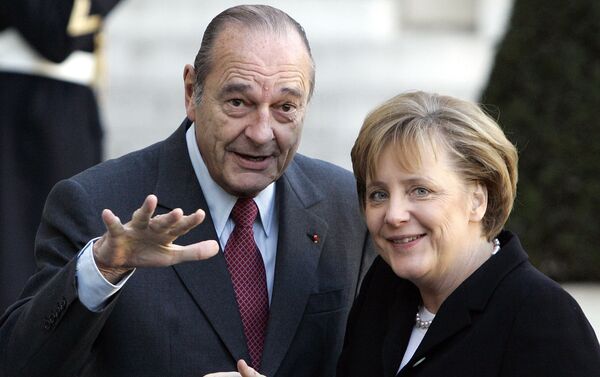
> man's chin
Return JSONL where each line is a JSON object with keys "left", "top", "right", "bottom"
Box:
{"left": 223, "top": 173, "right": 277, "bottom": 197}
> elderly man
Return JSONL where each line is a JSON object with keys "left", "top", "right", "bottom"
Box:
{"left": 0, "top": 5, "right": 374, "bottom": 377}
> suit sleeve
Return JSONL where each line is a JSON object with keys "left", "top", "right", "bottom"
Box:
{"left": 337, "top": 256, "right": 384, "bottom": 377}
{"left": 1, "top": 0, "right": 121, "bottom": 62}
{"left": 356, "top": 233, "right": 377, "bottom": 297}
{"left": 501, "top": 282, "right": 600, "bottom": 376}
{"left": 0, "top": 179, "right": 120, "bottom": 376}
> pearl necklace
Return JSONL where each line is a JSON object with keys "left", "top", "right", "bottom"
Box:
{"left": 415, "top": 311, "right": 433, "bottom": 329}
{"left": 414, "top": 239, "right": 501, "bottom": 330}
{"left": 491, "top": 238, "right": 501, "bottom": 255}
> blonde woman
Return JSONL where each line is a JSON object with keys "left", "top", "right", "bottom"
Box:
{"left": 337, "top": 91, "right": 600, "bottom": 376}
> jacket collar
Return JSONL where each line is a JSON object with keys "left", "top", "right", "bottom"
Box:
{"left": 260, "top": 158, "right": 328, "bottom": 376}
{"left": 151, "top": 119, "right": 328, "bottom": 375}
{"left": 153, "top": 119, "right": 249, "bottom": 363}
{"left": 394, "top": 231, "right": 529, "bottom": 375}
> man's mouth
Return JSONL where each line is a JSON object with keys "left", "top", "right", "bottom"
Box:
{"left": 237, "top": 152, "right": 269, "bottom": 162}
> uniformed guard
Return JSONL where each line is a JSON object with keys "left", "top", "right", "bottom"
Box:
{"left": 0, "top": 0, "right": 122, "bottom": 313}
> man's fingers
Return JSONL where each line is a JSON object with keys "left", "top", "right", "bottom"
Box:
{"left": 101, "top": 209, "right": 124, "bottom": 236}
{"left": 188, "top": 240, "right": 220, "bottom": 261}
{"left": 166, "top": 209, "right": 205, "bottom": 236}
{"left": 171, "top": 240, "right": 219, "bottom": 264}
{"left": 237, "top": 359, "right": 264, "bottom": 377}
{"left": 98, "top": 199, "right": 217, "bottom": 269}
{"left": 131, "top": 194, "right": 158, "bottom": 229}
{"left": 149, "top": 208, "right": 184, "bottom": 232}
{"left": 196, "top": 240, "right": 220, "bottom": 259}
{"left": 237, "top": 360, "right": 251, "bottom": 376}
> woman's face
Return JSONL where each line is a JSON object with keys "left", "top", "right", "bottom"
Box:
{"left": 364, "top": 144, "right": 487, "bottom": 291}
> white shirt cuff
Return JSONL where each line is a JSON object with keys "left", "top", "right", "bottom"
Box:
{"left": 75, "top": 238, "right": 135, "bottom": 312}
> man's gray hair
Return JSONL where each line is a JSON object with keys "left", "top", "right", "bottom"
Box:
{"left": 192, "top": 4, "right": 316, "bottom": 104}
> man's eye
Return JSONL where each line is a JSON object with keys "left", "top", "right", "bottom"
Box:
{"left": 280, "top": 103, "right": 296, "bottom": 112}
{"left": 228, "top": 99, "right": 244, "bottom": 107}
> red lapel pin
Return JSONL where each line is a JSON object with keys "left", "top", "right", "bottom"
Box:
{"left": 310, "top": 233, "right": 320, "bottom": 244}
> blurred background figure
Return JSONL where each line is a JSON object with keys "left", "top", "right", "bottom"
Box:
{"left": 0, "top": 0, "right": 122, "bottom": 313}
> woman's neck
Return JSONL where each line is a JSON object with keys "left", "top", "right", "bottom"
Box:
{"left": 418, "top": 237, "right": 494, "bottom": 313}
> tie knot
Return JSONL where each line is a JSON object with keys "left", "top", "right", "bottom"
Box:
{"left": 231, "top": 198, "right": 258, "bottom": 228}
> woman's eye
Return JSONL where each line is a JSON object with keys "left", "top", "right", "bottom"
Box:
{"left": 368, "top": 190, "right": 388, "bottom": 202}
{"left": 413, "top": 187, "right": 430, "bottom": 197}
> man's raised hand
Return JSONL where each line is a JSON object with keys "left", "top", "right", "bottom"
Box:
{"left": 93, "top": 194, "right": 219, "bottom": 283}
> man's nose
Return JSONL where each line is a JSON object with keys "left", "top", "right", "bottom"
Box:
{"left": 245, "top": 106, "right": 274, "bottom": 144}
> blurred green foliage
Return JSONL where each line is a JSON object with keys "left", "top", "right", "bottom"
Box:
{"left": 480, "top": 0, "right": 600, "bottom": 281}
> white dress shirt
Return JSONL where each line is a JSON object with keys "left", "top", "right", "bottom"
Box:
{"left": 76, "top": 124, "right": 278, "bottom": 311}
{"left": 398, "top": 306, "right": 436, "bottom": 372}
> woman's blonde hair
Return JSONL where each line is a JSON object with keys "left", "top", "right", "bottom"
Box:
{"left": 351, "top": 91, "right": 518, "bottom": 240}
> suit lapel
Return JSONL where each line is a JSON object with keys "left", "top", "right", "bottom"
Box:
{"left": 407, "top": 289, "right": 471, "bottom": 369}
{"left": 154, "top": 119, "right": 248, "bottom": 363}
{"left": 260, "top": 161, "right": 327, "bottom": 377}
{"left": 382, "top": 283, "right": 421, "bottom": 377}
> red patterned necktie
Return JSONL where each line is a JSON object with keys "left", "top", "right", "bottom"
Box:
{"left": 224, "top": 198, "right": 269, "bottom": 370}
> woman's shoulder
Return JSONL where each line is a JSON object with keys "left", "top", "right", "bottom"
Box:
{"left": 491, "top": 231, "right": 572, "bottom": 304}
{"left": 501, "top": 253, "right": 575, "bottom": 306}
{"left": 496, "top": 242, "right": 600, "bottom": 373}
{"left": 494, "top": 248, "right": 592, "bottom": 335}
{"left": 353, "top": 256, "right": 418, "bottom": 315}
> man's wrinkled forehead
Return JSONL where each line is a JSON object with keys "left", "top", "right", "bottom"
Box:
{"left": 212, "top": 23, "right": 315, "bottom": 96}
{"left": 210, "top": 28, "right": 311, "bottom": 88}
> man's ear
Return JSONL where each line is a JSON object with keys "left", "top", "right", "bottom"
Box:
{"left": 469, "top": 182, "right": 488, "bottom": 222}
{"left": 183, "top": 64, "right": 197, "bottom": 121}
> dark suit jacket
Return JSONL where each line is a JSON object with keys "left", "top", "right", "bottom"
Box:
{"left": 0, "top": 119, "right": 375, "bottom": 377}
{"left": 337, "top": 231, "right": 600, "bottom": 377}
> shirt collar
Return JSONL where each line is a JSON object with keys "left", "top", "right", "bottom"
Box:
{"left": 185, "top": 124, "right": 275, "bottom": 238}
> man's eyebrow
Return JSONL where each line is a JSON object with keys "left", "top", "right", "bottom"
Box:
{"left": 220, "top": 83, "right": 252, "bottom": 96}
{"left": 280, "top": 87, "right": 304, "bottom": 99}
{"left": 219, "top": 83, "right": 305, "bottom": 99}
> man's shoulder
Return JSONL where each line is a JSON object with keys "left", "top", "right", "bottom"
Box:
{"left": 74, "top": 140, "right": 164, "bottom": 185}
{"left": 283, "top": 154, "right": 364, "bottom": 225}
{"left": 74, "top": 121, "right": 187, "bottom": 186}
{"left": 290, "top": 154, "right": 355, "bottom": 187}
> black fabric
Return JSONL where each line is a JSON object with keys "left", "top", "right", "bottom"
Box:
{"left": 0, "top": 72, "right": 103, "bottom": 313}
{"left": 0, "top": 0, "right": 121, "bottom": 61}
{"left": 337, "top": 231, "right": 600, "bottom": 377}
{"left": 0, "top": 0, "right": 121, "bottom": 313}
